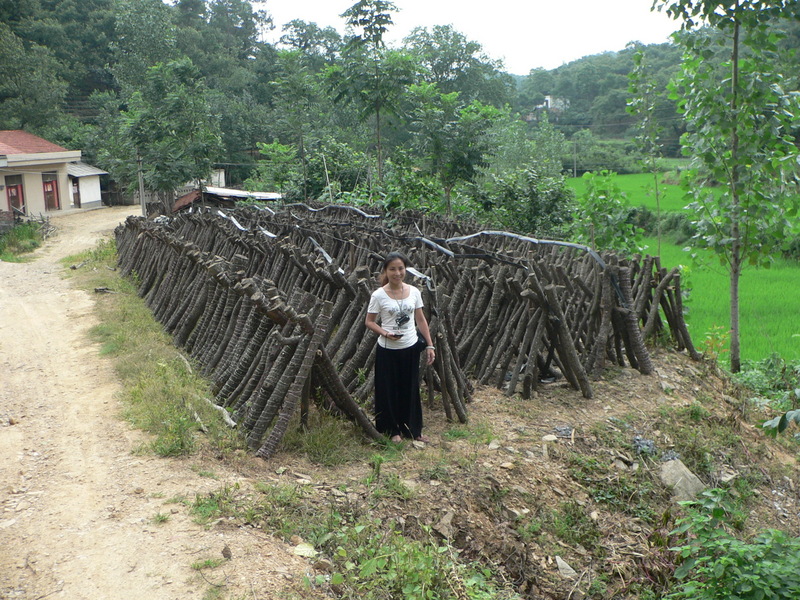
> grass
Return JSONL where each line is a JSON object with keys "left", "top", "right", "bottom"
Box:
{"left": 0, "top": 221, "right": 44, "bottom": 261}
{"left": 280, "top": 410, "right": 371, "bottom": 466}
{"left": 645, "top": 237, "right": 800, "bottom": 363}
{"left": 64, "top": 239, "right": 240, "bottom": 456}
{"left": 192, "top": 557, "right": 226, "bottom": 570}
{"left": 568, "top": 172, "right": 800, "bottom": 363}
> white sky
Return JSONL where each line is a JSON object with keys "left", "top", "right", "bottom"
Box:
{"left": 258, "top": 0, "right": 680, "bottom": 75}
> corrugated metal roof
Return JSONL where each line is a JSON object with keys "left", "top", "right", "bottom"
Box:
{"left": 204, "top": 186, "right": 281, "bottom": 201}
{"left": 0, "top": 130, "right": 69, "bottom": 155}
{"left": 172, "top": 187, "right": 282, "bottom": 212}
{"left": 67, "top": 161, "right": 107, "bottom": 177}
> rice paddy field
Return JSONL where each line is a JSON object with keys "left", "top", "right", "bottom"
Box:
{"left": 567, "top": 173, "right": 800, "bottom": 363}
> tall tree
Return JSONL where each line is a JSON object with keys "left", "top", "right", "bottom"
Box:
{"left": 279, "top": 19, "right": 342, "bottom": 69}
{"left": 403, "top": 24, "right": 513, "bottom": 107}
{"left": 657, "top": 0, "right": 800, "bottom": 372}
{"left": 110, "top": 0, "right": 177, "bottom": 93}
{"left": 0, "top": 23, "right": 68, "bottom": 130}
{"left": 409, "top": 83, "right": 500, "bottom": 212}
{"left": 627, "top": 47, "right": 665, "bottom": 254}
{"left": 328, "top": 0, "right": 415, "bottom": 183}
{"left": 98, "top": 58, "right": 221, "bottom": 209}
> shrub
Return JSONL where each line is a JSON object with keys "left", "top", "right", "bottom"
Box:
{"left": 667, "top": 489, "right": 800, "bottom": 600}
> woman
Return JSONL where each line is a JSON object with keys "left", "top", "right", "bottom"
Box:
{"left": 365, "top": 252, "right": 435, "bottom": 443}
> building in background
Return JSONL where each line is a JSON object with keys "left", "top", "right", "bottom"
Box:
{"left": 1, "top": 130, "right": 105, "bottom": 217}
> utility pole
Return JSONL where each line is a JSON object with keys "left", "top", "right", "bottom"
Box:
{"left": 573, "top": 139, "right": 577, "bottom": 178}
{"left": 137, "top": 152, "right": 146, "bottom": 218}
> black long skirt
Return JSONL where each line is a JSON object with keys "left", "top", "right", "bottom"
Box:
{"left": 374, "top": 344, "right": 422, "bottom": 439}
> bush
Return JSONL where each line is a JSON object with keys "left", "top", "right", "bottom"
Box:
{"left": 667, "top": 489, "right": 800, "bottom": 600}
{"left": 0, "top": 221, "right": 43, "bottom": 260}
{"left": 318, "top": 519, "right": 519, "bottom": 600}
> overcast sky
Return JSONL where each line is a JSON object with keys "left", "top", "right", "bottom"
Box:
{"left": 258, "top": 0, "right": 680, "bottom": 75}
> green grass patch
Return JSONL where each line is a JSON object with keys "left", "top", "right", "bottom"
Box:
{"left": 280, "top": 410, "right": 370, "bottom": 466}
{"left": 567, "top": 172, "right": 800, "bottom": 363}
{"left": 0, "top": 221, "right": 44, "bottom": 261}
{"left": 191, "top": 557, "right": 226, "bottom": 570}
{"left": 646, "top": 239, "right": 800, "bottom": 363}
{"left": 65, "top": 239, "right": 241, "bottom": 457}
{"left": 314, "top": 518, "right": 520, "bottom": 600}
{"left": 567, "top": 172, "right": 692, "bottom": 214}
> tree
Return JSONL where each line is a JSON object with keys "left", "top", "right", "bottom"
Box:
{"left": 279, "top": 19, "right": 342, "bottom": 68}
{"left": 93, "top": 58, "right": 224, "bottom": 209}
{"left": 244, "top": 140, "right": 299, "bottom": 196}
{"left": 627, "top": 47, "right": 665, "bottom": 255}
{"left": 403, "top": 24, "right": 513, "bottom": 107}
{"left": 408, "top": 83, "right": 500, "bottom": 212}
{"left": 327, "top": 0, "right": 416, "bottom": 183}
{"left": 657, "top": 0, "right": 800, "bottom": 372}
{"left": 110, "top": 0, "right": 177, "bottom": 93}
{"left": 0, "top": 22, "right": 68, "bottom": 130}
{"left": 573, "top": 170, "right": 642, "bottom": 255}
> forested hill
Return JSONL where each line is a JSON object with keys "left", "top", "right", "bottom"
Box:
{"left": 2, "top": 1, "right": 798, "bottom": 225}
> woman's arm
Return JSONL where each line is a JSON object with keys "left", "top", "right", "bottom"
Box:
{"left": 366, "top": 312, "right": 400, "bottom": 340}
{"left": 415, "top": 307, "right": 436, "bottom": 365}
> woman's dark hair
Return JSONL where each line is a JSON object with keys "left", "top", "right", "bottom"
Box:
{"left": 378, "top": 251, "right": 409, "bottom": 286}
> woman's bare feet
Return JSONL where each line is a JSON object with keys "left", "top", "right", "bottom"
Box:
{"left": 414, "top": 435, "right": 430, "bottom": 443}
{"left": 390, "top": 435, "right": 402, "bottom": 443}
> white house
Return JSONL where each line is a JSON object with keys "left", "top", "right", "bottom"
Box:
{"left": 1, "top": 130, "right": 106, "bottom": 216}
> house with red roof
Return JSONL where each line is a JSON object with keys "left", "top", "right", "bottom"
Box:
{"left": 1, "top": 130, "right": 107, "bottom": 217}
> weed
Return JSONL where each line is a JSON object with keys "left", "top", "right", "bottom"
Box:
{"left": 371, "top": 473, "right": 414, "bottom": 501}
{"left": 550, "top": 501, "right": 602, "bottom": 551}
{"left": 192, "top": 557, "right": 226, "bottom": 570}
{"left": 567, "top": 452, "right": 659, "bottom": 522}
{"left": 366, "top": 453, "right": 384, "bottom": 484}
{"left": 190, "top": 465, "right": 219, "bottom": 479}
{"left": 418, "top": 460, "right": 452, "bottom": 482}
{"left": 443, "top": 420, "right": 495, "bottom": 444}
{"left": 685, "top": 402, "right": 710, "bottom": 422}
{"left": 152, "top": 512, "right": 170, "bottom": 524}
{"left": 315, "top": 519, "right": 520, "bottom": 600}
{"left": 516, "top": 515, "right": 543, "bottom": 542}
{"left": 0, "top": 221, "right": 43, "bottom": 261}
{"left": 667, "top": 488, "right": 800, "bottom": 600}
{"left": 281, "top": 410, "right": 368, "bottom": 466}
{"left": 191, "top": 484, "right": 239, "bottom": 525}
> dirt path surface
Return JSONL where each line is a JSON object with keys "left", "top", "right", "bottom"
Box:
{"left": 0, "top": 207, "right": 305, "bottom": 600}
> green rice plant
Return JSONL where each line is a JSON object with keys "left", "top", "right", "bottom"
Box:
{"left": 644, "top": 238, "right": 800, "bottom": 363}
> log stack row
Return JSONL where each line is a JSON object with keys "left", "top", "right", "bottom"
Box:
{"left": 114, "top": 204, "right": 699, "bottom": 456}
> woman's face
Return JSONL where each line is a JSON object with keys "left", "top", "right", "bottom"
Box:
{"left": 384, "top": 258, "right": 406, "bottom": 285}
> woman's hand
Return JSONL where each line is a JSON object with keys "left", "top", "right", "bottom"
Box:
{"left": 425, "top": 347, "right": 435, "bottom": 365}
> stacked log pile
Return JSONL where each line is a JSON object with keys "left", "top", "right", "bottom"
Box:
{"left": 114, "top": 204, "right": 699, "bottom": 457}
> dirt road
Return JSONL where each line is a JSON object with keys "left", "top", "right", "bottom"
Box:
{"left": 0, "top": 207, "right": 304, "bottom": 599}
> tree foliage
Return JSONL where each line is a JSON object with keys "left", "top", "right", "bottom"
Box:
{"left": 658, "top": 0, "right": 800, "bottom": 372}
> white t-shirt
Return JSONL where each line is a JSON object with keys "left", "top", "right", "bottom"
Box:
{"left": 367, "top": 285, "right": 424, "bottom": 349}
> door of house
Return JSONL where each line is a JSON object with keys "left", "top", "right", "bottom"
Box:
{"left": 71, "top": 178, "right": 81, "bottom": 208}
{"left": 5, "top": 175, "right": 25, "bottom": 215}
{"left": 42, "top": 173, "right": 60, "bottom": 210}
